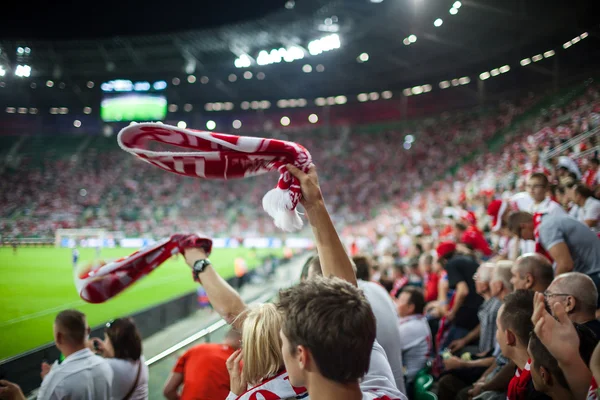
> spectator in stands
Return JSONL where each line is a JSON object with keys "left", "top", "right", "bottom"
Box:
{"left": 91, "top": 317, "right": 148, "bottom": 399}
{"left": 437, "top": 262, "right": 501, "bottom": 400}
{"left": 571, "top": 183, "right": 600, "bottom": 231}
{"left": 528, "top": 326, "right": 597, "bottom": 400}
{"left": 163, "top": 329, "right": 241, "bottom": 400}
{"left": 38, "top": 310, "right": 113, "bottom": 400}
{"left": 306, "top": 255, "right": 408, "bottom": 395}
{"left": 510, "top": 253, "right": 554, "bottom": 292}
{"left": 544, "top": 272, "right": 600, "bottom": 336}
{"left": 496, "top": 290, "right": 550, "bottom": 400}
{"left": 419, "top": 253, "right": 439, "bottom": 303}
{"left": 582, "top": 158, "right": 599, "bottom": 188}
{"left": 455, "top": 222, "right": 493, "bottom": 258}
{"left": 390, "top": 263, "right": 408, "bottom": 298}
{"left": 508, "top": 211, "right": 600, "bottom": 303}
{"left": 490, "top": 261, "right": 514, "bottom": 302}
{"left": 397, "top": 287, "right": 431, "bottom": 387}
{"left": 526, "top": 173, "right": 565, "bottom": 215}
{"left": 436, "top": 242, "right": 483, "bottom": 349}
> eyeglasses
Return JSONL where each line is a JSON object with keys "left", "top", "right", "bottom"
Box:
{"left": 525, "top": 184, "right": 546, "bottom": 190}
{"left": 543, "top": 291, "right": 571, "bottom": 299}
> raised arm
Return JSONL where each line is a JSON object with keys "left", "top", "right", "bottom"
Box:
{"left": 182, "top": 247, "right": 248, "bottom": 330}
{"left": 286, "top": 164, "right": 357, "bottom": 286}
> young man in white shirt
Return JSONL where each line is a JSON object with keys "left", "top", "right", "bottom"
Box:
{"left": 571, "top": 183, "right": 600, "bottom": 231}
{"left": 37, "top": 310, "right": 113, "bottom": 400}
{"left": 526, "top": 173, "right": 565, "bottom": 216}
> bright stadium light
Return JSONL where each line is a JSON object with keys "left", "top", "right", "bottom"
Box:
{"left": 326, "top": 96, "right": 336, "bottom": 105}
{"left": 228, "top": 74, "right": 237, "bottom": 82}
{"left": 234, "top": 54, "right": 252, "bottom": 68}
{"left": 316, "top": 64, "right": 325, "bottom": 72}
{"left": 232, "top": 119, "right": 242, "bottom": 129}
{"left": 315, "top": 97, "right": 326, "bottom": 106}
{"left": 260, "top": 100, "right": 271, "bottom": 109}
{"left": 479, "top": 71, "right": 491, "bottom": 80}
{"left": 532, "top": 54, "right": 543, "bottom": 62}
{"left": 277, "top": 99, "right": 289, "bottom": 108}
{"left": 408, "top": 34, "right": 417, "bottom": 43}
{"left": 187, "top": 75, "right": 196, "bottom": 83}
{"left": 256, "top": 72, "right": 265, "bottom": 80}
{"left": 499, "top": 65, "right": 510, "bottom": 73}
{"left": 580, "top": 32, "right": 589, "bottom": 39}
{"left": 169, "top": 104, "right": 178, "bottom": 112}
{"left": 243, "top": 71, "right": 253, "bottom": 79}
{"left": 434, "top": 18, "right": 443, "bottom": 27}
{"left": 405, "top": 134, "right": 415, "bottom": 143}
{"left": 411, "top": 86, "right": 423, "bottom": 95}
{"left": 453, "top": 1, "right": 462, "bottom": 9}
{"left": 73, "top": 120, "right": 81, "bottom": 128}
{"left": 335, "top": 95, "right": 347, "bottom": 105}
{"left": 205, "top": 103, "right": 214, "bottom": 111}
{"left": 458, "top": 76, "right": 471, "bottom": 85}
{"left": 206, "top": 120, "right": 216, "bottom": 130}
{"left": 451, "top": 79, "right": 459, "bottom": 86}
{"left": 370, "top": 0, "right": 383, "bottom": 3}
{"left": 86, "top": 81, "right": 94, "bottom": 88}
{"left": 439, "top": 80, "right": 451, "bottom": 89}
{"left": 381, "top": 90, "right": 393, "bottom": 99}
{"left": 250, "top": 101, "right": 260, "bottom": 109}
{"left": 241, "top": 101, "right": 250, "bottom": 110}
{"left": 369, "top": 92, "right": 380, "bottom": 101}
{"left": 17, "top": 47, "right": 24, "bottom": 55}
{"left": 357, "top": 93, "right": 368, "bottom": 102}
{"left": 280, "top": 116, "right": 291, "bottom": 126}
{"left": 563, "top": 41, "right": 572, "bottom": 49}
{"left": 403, "top": 88, "right": 412, "bottom": 96}
{"left": 15, "top": 65, "right": 31, "bottom": 77}
{"left": 308, "top": 114, "right": 319, "bottom": 123}
{"left": 297, "top": 98, "right": 307, "bottom": 107}
{"left": 59, "top": 107, "right": 68, "bottom": 115}
{"left": 543, "top": 50, "right": 555, "bottom": 58}
{"left": 285, "top": 0, "right": 295, "bottom": 9}
{"left": 200, "top": 76, "right": 209, "bottom": 84}
{"left": 490, "top": 68, "right": 500, "bottom": 76}
{"left": 184, "top": 103, "right": 193, "bottom": 112}
{"left": 0, "top": 66, "right": 5, "bottom": 77}
{"left": 213, "top": 103, "right": 223, "bottom": 111}
{"left": 308, "top": 34, "right": 340, "bottom": 56}
{"left": 403, "top": 142, "right": 412, "bottom": 150}
{"left": 177, "top": 121, "right": 187, "bottom": 129}
{"left": 303, "top": 64, "right": 312, "bottom": 73}
{"left": 571, "top": 36, "right": 580, "bottom": 44}
{"left": 358, "top": 53, "right": 369, "bottom": 62}
{"left": 83, "top": 107, "right": 92, "bottom": 114}
{"left": 403, "top": 38, "right": 411, "bottom": 46}
{"left": 520, "top": 58, "right": 532, "bottom": 66}
{"left": 449, "top": 7, "right": 458, "bottom": 15}
{"left": 422, "top": 84, "right": 432, "bottom": 93}
{"left": 172, "top": 77, "right": 180, "bottom": 86}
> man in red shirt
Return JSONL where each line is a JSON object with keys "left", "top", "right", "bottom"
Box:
{"left": 163, "top": 329, "right": 241, "bottom": 400}
{"left": 419, "top": 254, "right": 439, "bottom": 303}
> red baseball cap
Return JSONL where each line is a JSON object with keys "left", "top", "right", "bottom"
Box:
{"left": 487, "top": 199, "right": 507, "bottom": 232}
{"left": 436, "top": 241, "right": 456, "bottom": 259}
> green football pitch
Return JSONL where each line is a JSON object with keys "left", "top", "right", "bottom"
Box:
{"left": 0, "top": 246, "right": 281, "bottom": 361}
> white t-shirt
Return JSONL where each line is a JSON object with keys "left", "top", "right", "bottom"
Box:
{"left": 358, "top": 280, "right": 407, "bottom": 395}
{"left": 579, "top": 197, "right": 600, "bottom": 231}
{"left": 398, "top": 315, "right": 432, "bottom": 384}
{"left": 360, "top": 341, "right": 408, "bottom": 400}
{"left": 38, "top": 348, "right": 113, "bottom": 400}
{"left": 105, "top": 357, "right": 149, "bottom": 400}
{"left": 529, "top": 197, "right": 566, "bottom": 216}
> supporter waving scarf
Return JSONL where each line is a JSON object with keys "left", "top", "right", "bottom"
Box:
{"left": 118, "top": 122, "right": 312, "bottom": 232}
{"left": 75, "top": 234, "right": 211, "bottom": 303}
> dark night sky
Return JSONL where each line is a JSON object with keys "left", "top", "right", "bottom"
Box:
{"left": 0, "top": 0, "right": 287, "bottom": 40}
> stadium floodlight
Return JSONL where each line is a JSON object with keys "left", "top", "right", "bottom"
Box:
{"left": 490, "top": 68, "right": 500, "bottom": 76}
{"left": 17, "top": 47, "right": 24, "bottom": 55}
{"left": 543, "top": 50, "right": 555, "bottom": 58}
{"left": 277, "top": 99, "right": 289, "bottom": 108}
{"left": 177, "top": 121, "right": 187, "bottom": 129}
{"left": 402, "top": 88, "right": 412, "bottom": 96}
{"left": 434, "top": 18, "right": 443, "bottom": 27}
{"left": 18, "top": 107, "right": 27, "bottom": 114}
{"left": 243, "top": 71, "right": 253, "bottom": 80}
{"left": 439, "top": 81, "right": 451, "bottom": 89}
{"left": 74, "top": 120, "right": 81, "bottom": 128}
{"left": 458, "top": 76, "right": 471, "bottom": 85}
{"left": 408, "top": 35, "right": 417, "bottom": 43}
{"left": 213, "top": 103, "right": 223, "bottom": 111}
{"left": 520, "top": 58, "right": 532, "bottom": 66}
{"left": 411, "top": 86, "right": 423, "bottom": 95}
{"left": 335, "top": 95, "right": 347, "bottom": 105}
{"left": 403, "top": 38, "right": 411, "bottom": 46}
{"left": 15, "top": 64, "right": 31, "bottom": 77}
{"left": 206, "top": 120, "right": 216, "bottom": 130}
{"left": 499, "top": 65, "right": 510, "bottom": 73}
{"left": 326, "top": 96, "right": 336, "bottom": 105}
{"left": 453, "top": 1, "right": 462, "bottom": 9}
{"left": 223, "top": 102, "right": 234, "bottom": 111}
{"left": 200, "top": 76, "right": 209, "bottom": 84}
{"left": 403, "top": 142, "right": 412, "bottom": 150}
{"left": 358, "top": 53, "right": 369, "bottom": 62}
{"left": 153, "top": 80, "right": 167, "bottom": 90}
{"left": 297, "top": 98, "right": 307, "bottom": 107}
{"left": 316, "top": 64, "right": 325, "bottom": 72}
{"left": 571, "top": 36, "right": 581, "bottom": 44}
{"left": 563, "top": 41, "right": 572, "bottom": 49}
{"left": 381, "top": 90, "right": 393, "bottom": 99}
{"left": 581, "top": 32, "right": 589, "bottom": 39}
{"left": 449, "top": 7, "right": 458, "bottom": 15}
{"left": 280, "top": 116, "right": 291, "bottom": 126}
{"left": 0, "top": 66, "right": 5, "bottom": 77}
{"left": 47, "top": 80, "right": 55, "bottom": 87}
{"left": 370, "top": 0, "right": 383, "bottom": 3}
{"left": 84, "top": 107, "right": 92, "bottom": 114}
{"left": 49, "top": 107, "right": 58, "bottom": 114}
{"left": 357, "top": 93, "right": 369, "bottom": 102}
{"left": 257, "top": 50, "right": 270, "bottom": 66}
{"left": 241, "top": 101, "right": 250, "bottom": 110}
{"left": 260, "top": 100, "right": 271, "bottom": 109}
{"left": 308, "top": 114, "right": 319, "bottom": 123}
{"left": 315, "top": 97, "right": 326, "bottom": 106}
{"left": 303, "top": 64, "right": 312, "bottom": 73}
{"left": 532, "top": 54, "right": 543, "bottom": 62}
{"left": 308, "top": 34, "right": 340, "bottom": 56}
{"left": 451, "top": 79, "right": 460, "bottom": 86}
{"left": 172, "top": 77, "right": 181, "bottom": 86}
{"left": 228, "top": 74, "right": 237, "bottom": 82}
{"left": 205, "top": 103, "right": 214, "bottom": 111}
{"left": 422, "top": 84, "right": 432, "bottom": 93}
{"left": 184, "top": 103, "right": 193, "bottom": 112}
{"left": 134, "top": 81, "right": 151, "bottom": 91}
{"left": 479, "top": 72, "right": 491, "bottom": 80}
{"left": 5, "top": 107, "right": 16, "bottom": 113}
{"left": 369, "top": 92, "right": 380, "bottom": 101}
{"left": 251, "top": 101, "right": 260, "bottom": 110}
{"left": 86, "top": 81, "right": 94, "bottom": 88}
{"left": 169, "top": 104, "right": 178, "bottom": 112}
{"left": 187, "top": 75, "right": 196, "bottom": 83}
{"left": 405, "top": 134, "right": 415, "bottom": 143}
{"left": 232, "top": 119, "right": 242, "bottom": 129}
{"left": 29, "top": 108, "right": 38, "bottom": 114}
{"left": 256, "top": 72, "right": 265, "bottom": 80}
{"left": 234, "top": 54, "right": 252, "bottom": 68}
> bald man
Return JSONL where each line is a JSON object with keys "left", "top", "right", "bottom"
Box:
{"left": 510, "top": 253, "right": 554, "bottom": 292}
{"left": 545, "top": 272, "right": 600, "bottom": 337}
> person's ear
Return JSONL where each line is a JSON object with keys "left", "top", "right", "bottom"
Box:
{"left": 540, "top": 366, "right": 552, "bottom": 387}
{"left": 525, "top": 274, "right": 534, "bottom": 289}
{"left": 564, "top": 296, "right": 575, "bottom": 313}
{"left": 506, "top": 330, "right": 517, "bottom": 346}
{"left": 296, "top": 345, "right": 309, "bottom": 371}
{"left": 55, "top": 331, "right": 63, "bottom": 346}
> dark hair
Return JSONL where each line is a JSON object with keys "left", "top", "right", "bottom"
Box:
{"left": 454, "top": 222, "right": 467, "bottom": 232}
{"left": 574, "top": 183, "right": 595, "bottom": 199}
{"left": 300, "top": 255, "right": 317, "bottom": 281}
{"left": 500, "top": 290, "right": 535, "bottom": 345}
{"left": 415, "top": 243, "right": 424, "bottom": 254}
{"left": 278, "top": 276, "right": 376, "bottom": 383}
{"left": 507, "top": 211, "right": 534, "bottom": 236}
{"left": 529, "top": 323, "right": 597, "bottom": 390}
{"left": 529, "top": 172, "right": 549, "bottom": 186}
{"left": 401, "top": 286, "right": 425, "bottom": 314}
{"left": 393, "top": 263, "right": 405, "bottom": 275}
{"left": 552, "top": 185, "right": 566, "bottom": 196}
{"left": 55, "top": 310, "right": 87, "bottom": 344}
{"left": 352, "top": 255, "right": 372, "bottom": 281}
{"left": 591, "top": 158, "right": 599, "bottom": 166}
{"left": 105, "top": 318, "right": 142, "bottom": 361}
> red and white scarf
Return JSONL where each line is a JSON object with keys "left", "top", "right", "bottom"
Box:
{"left": 75, "top": 234, "right": 211, "bottom": 303}
{"left": 225, "top": 370, "right": 308, "bottom": 400}
{"left": 507, "top": 359, "right": 532, "bottom": 400}
{"left": 118, "top": 123, "right": 312, "bottom": 232}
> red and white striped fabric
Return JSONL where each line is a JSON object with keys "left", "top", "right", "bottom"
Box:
{"left": 75, "top": 234, "right": 211, "bottom": 303}
{"left": 533, "top": 213, "right": 554, "bottom": 263}
{"left": 118, "top": 123, "right": 312, "bottom": 232}
{"left": 225, "top": 371, "right": 307, "bottom": 400}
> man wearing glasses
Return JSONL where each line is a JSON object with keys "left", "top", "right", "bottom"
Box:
{"left": 543, "top": 272, "right": 600, "bottom": 337}
{"left": 525, "top": 173, "right": 565, "bottom": 216}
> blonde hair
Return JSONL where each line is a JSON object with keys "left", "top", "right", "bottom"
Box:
{"left": 241, "top": 303, "right": 284, "bottom": 385}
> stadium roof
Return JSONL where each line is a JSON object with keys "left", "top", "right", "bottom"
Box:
{"left": 0, "top": 0, "right": 598, "bottom": 106}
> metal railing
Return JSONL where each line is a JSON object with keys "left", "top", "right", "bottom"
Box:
{"left": 544, "top": 126, "right": 600, "bottom": 160}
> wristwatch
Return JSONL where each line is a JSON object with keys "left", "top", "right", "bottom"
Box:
{"left": 192, "top": 259, "right": 211, "bottom": 281}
